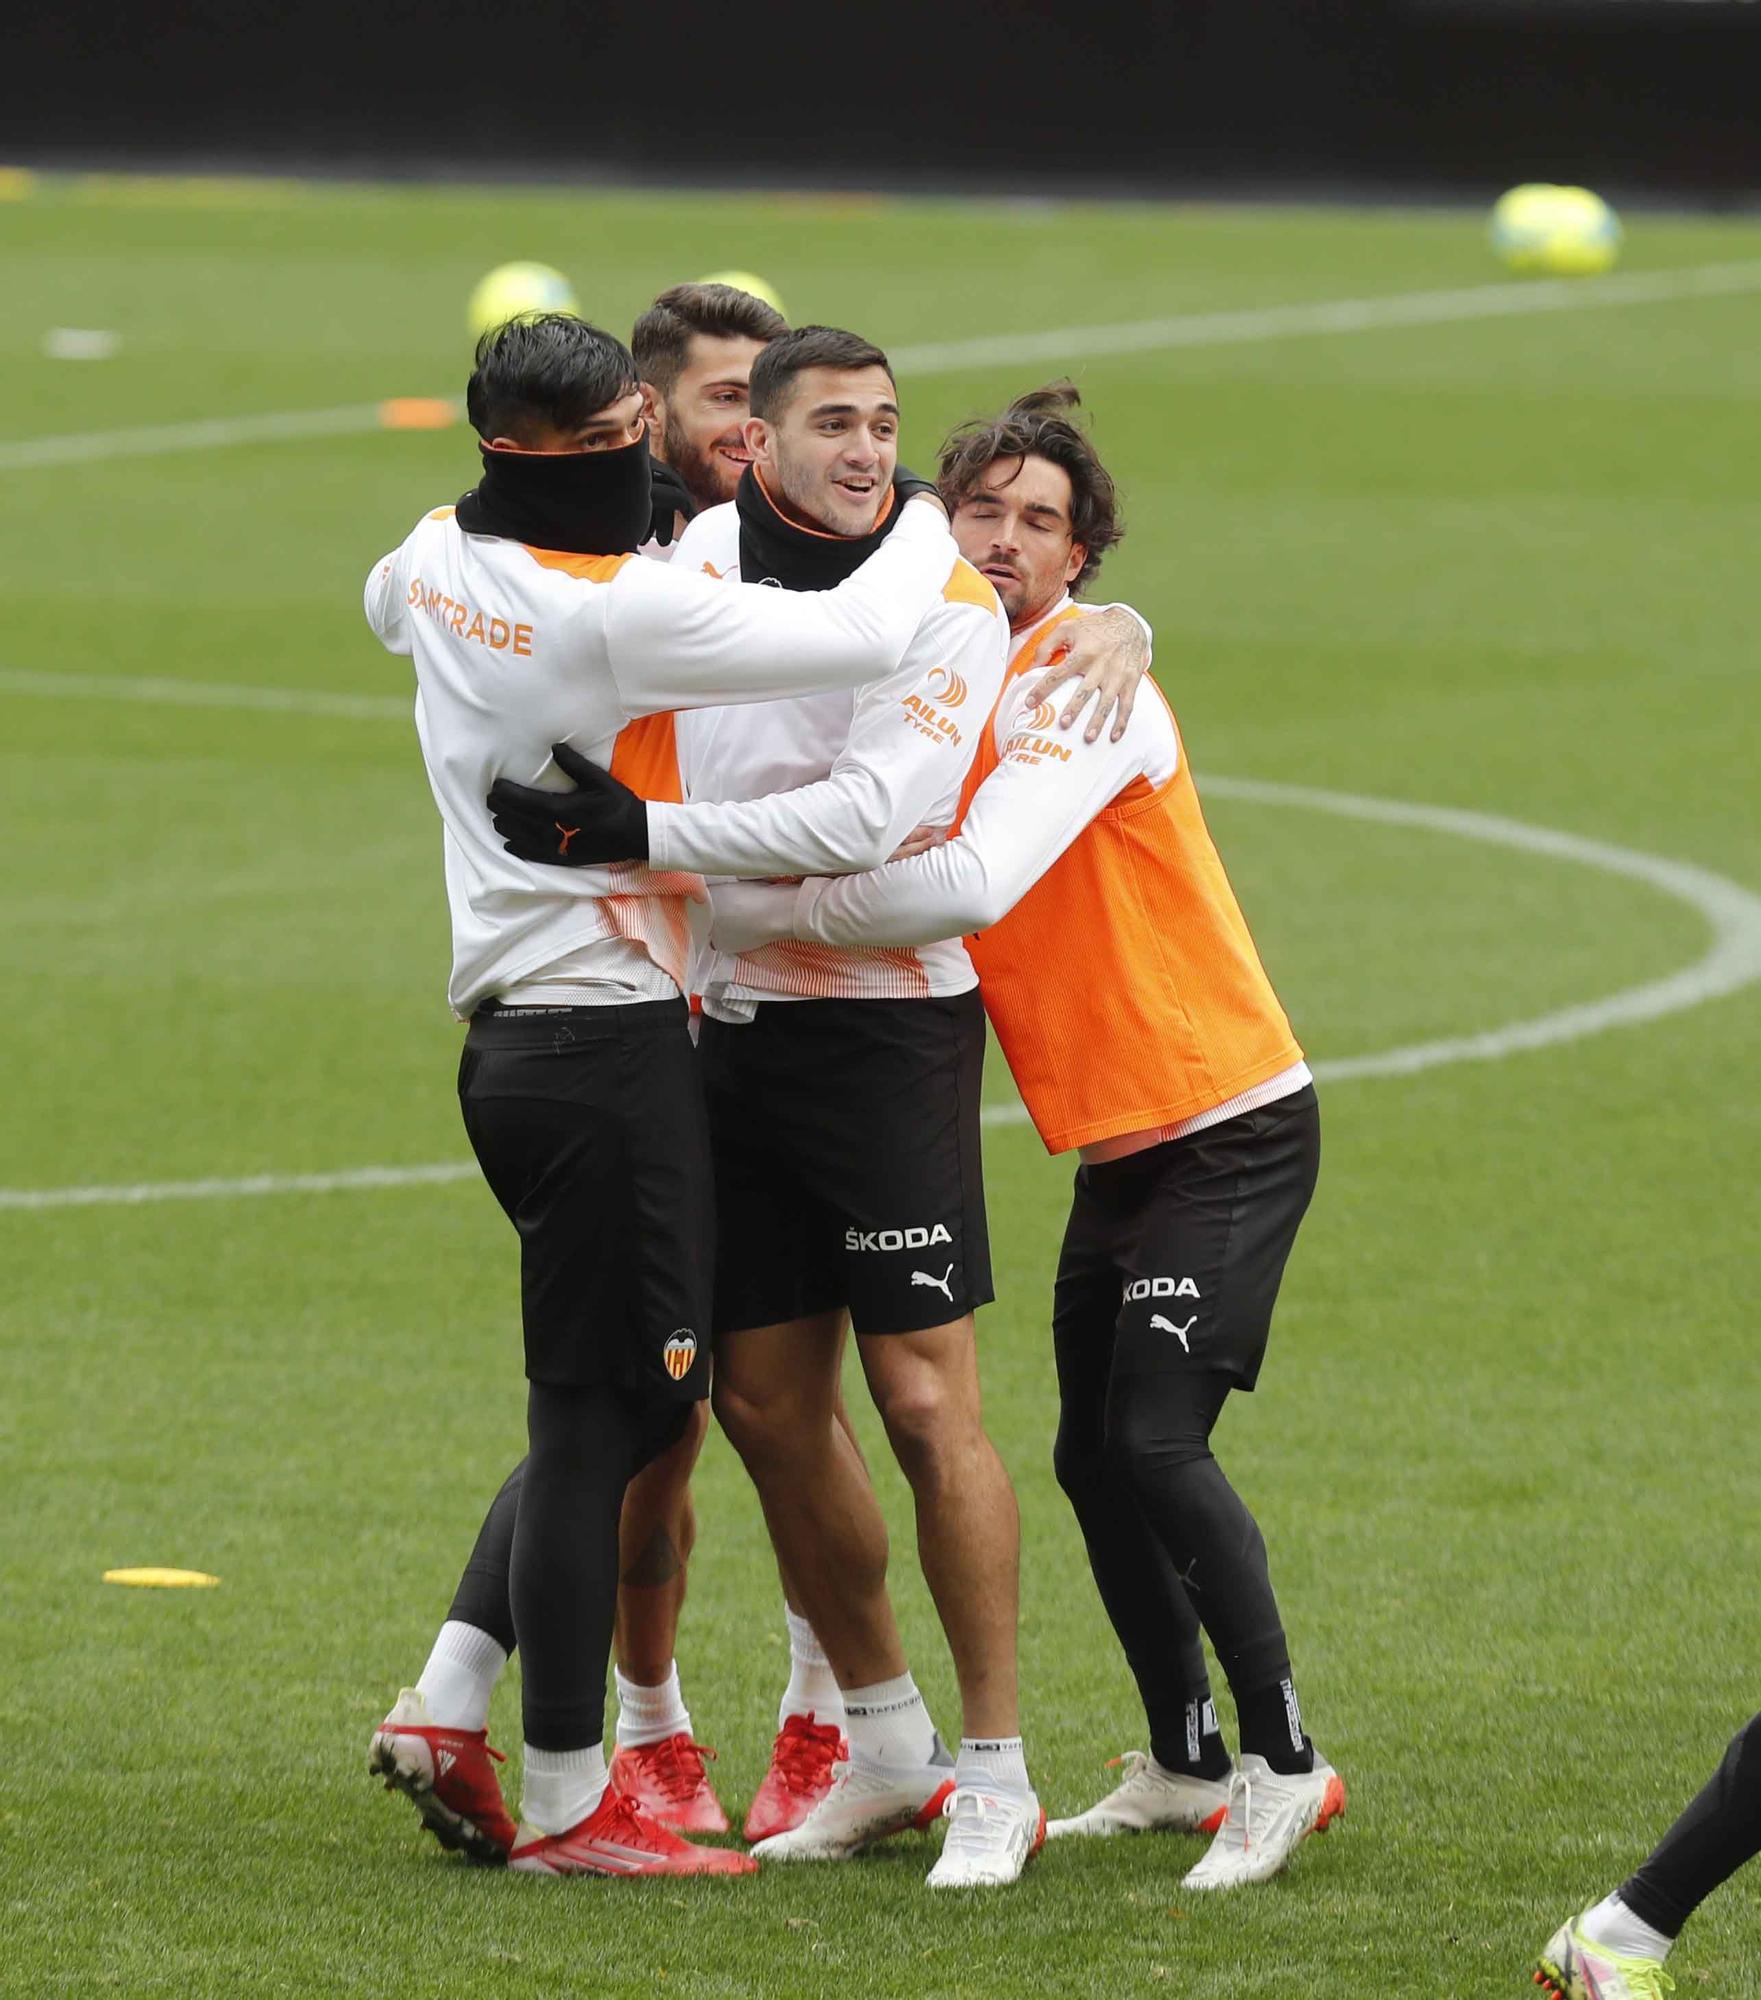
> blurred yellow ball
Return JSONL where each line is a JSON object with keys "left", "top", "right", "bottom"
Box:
{"left": 467, "top": 262, "right": 580, "bottom": 341}
{"left": 697, "top": 269, "right": 789, "bottom": 320}
{"left": 1489, "top": 185, "right": 1622, "bottom": 277}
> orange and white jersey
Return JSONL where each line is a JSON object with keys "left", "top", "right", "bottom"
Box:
{"left": 710, "top": 596, "right": 1307, "bottom": 1154}
{"left": 662, "top": 501, "right": 1011, "bottom": 1016}
{"left": 362, "top": 497, "right": 959, "bottom": 1016}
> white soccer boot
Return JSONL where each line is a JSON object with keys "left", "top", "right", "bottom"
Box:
{"left": 925, "top": 1785, "right": 1047, "bottom": 1889}
{"left": 750, "top": 1745, "right": 955, "bottom": 1862}
{"left": 1534, "top": 1915, "right": 1676, "bottom": 1999}
{"left": 1047, "top": 1750, "right": 1232, "bottom": 1839}
{"left": 1180, "top": 1752, "right": 1346, "bottom": 1890}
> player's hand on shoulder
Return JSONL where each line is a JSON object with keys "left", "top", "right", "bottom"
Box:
{"left": 1022, "top": 604, "right": 1150, "bottom": 745}
{"left": 892, "top": 465, "right": 946, "bottom": 516}
{"left": 486, "top": 741, "right": 650, "bottom": 866}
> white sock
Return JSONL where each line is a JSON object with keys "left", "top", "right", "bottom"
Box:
{"left": 415, "top": 1620, "right": 507, "bottom": 1732}
{"left": 956, "top": 1735, "right": 1032, "bottom": 1798}
{"left": 841, "top": 1672, "right": 940, "bottom": 1769}
{"left": 614, "top": 1661, "right": 691, "bottom": 1748}
{"left": 779, "top": 1607, "right": 843, "bottom": 1729}
{"left": 1582, "top": 1892, "right": 1674, "bottom": 1961}
{"left": 520, "top": 1743, "right": 608, "bottom": 1836}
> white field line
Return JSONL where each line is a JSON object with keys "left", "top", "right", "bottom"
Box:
{"left": 888, "top": 259, "right": 1761, "bottom": 375}
{"left": 0, "top": 400, "right": 405, "bottom": 471}
{"left": 4, "top": 260, "right": 1759, "bottom": 476}
{"left": 0, "top": 666, "right": 408, "bottom": 720}
{"left": 6, "top": 778, "right": 1759, "bottom": 1211}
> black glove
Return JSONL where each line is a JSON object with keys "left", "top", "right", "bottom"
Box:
{"left": 487, "top": 741, "right": 650, "bottom": 866}
{"left": 647, "top": 460, "right": 695, "bottom": 547}
{"left": 892, "top": 464, "right": 941, "bottom": 509}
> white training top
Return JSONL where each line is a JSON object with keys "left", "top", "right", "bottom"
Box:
{"left": 362, "top": 497, "right": 960, "bottom": 1016}
{"left": 660, "top": 501, "right": 1011, "bottom": 1017}
{"left": 709, "top": 595, "right": 1309, "bottom": 1142}
{"left": 705, "top": 598, "right": 1170, "bottom": 952}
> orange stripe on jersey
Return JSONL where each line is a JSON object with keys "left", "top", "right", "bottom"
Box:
{"left": 959, "top": 628, "right": 1301, "bottom": 1154}
{"left": 603, "top": 721, "right": 699, "bottom": 987}
{"left": 734, "top": 938, "right": 934, "bottom": 1000}
{"left": 519, "top": 548, "right": 635, "bottom": 583}
{"left": 426, "top": 505, "right": 457, "bottom": 521}
{"left": 603, "top": 889, "right": 692, "bottom": 992}
{"left": 609, "top": 712, "right": 684, "bottom": 804}
{"left": 942, "top": 558, "right": 1000, "bottom": 613}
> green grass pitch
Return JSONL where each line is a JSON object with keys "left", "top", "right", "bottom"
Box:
{"left": 2, "top": 172, "right": 1758, "bottom": 1998}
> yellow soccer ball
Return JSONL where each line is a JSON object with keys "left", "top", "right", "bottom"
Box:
{"left": 1489, "top": 185, "right": 1622, "bottom": 276}
{"left": 697, "top": 269, "right": 789, "bottom": 320}
{"left": 467, "top": 261, "right": 580, "bottom": 341}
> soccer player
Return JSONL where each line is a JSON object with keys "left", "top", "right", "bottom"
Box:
{"left": 489, "top": 328, "right": 1150, "bottom": 1888}
{"left": 705, "top": 383, "right": 1347, "bottom": 1891}
{"left": 604, "top": 278, "right": 792, "bottom": 1836}
{"left": 361, "top": 312, "right": 965, "bottom": 1877}
{"left": 392, "top": 300, "right": 1144, "bottom": 1862}
{"left": 634, "top": 281, "right": 782, "bottom": 514}
{"left": 1535, "top": 1711, "right": 1761, "bottom": 1996}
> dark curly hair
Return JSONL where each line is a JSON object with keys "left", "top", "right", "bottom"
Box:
{"left": 936, "top": 381, "right": 1122, "bottom": 593}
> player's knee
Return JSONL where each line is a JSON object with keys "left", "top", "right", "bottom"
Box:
{"left": 710, "top": 1370, "right": 806, "bottom": 1474}
{"left": 1106, "top": 1399, "right": 1212, "bottom": 1492}
{"left": 1052, "top": 1425, "right": 1106, "bottom": 1507}
{"left": 873, "top": 1370, "right": 963, "bottom": 1477}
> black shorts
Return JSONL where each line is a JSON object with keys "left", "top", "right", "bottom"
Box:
{"left": 458, "top": 999, "right": 712, "bottom": 1402}
{"left": 697, "top": 988, "right": 993, "bottom": 1338}
{"left": 1053, "top": 1085, "right": 1320, "bottom": 1391}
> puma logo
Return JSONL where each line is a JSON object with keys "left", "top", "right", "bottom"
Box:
{"left": 1151, "top": 1313, "right": 1196, "bottom": 1352}
{"left": 701, "top": 560, "right": 728, "bottom": 579}
{"left": 912, "top": 1264, "right": 955, "bottom": 1303}
{"left": 555, "top": 822, "right": 580, "bottom": 856}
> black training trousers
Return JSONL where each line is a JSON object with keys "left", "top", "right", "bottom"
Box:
{"left": 1051, "top": 1089, "right": 1320, "bottom": 1758}
{"left": 1622, "top": 1710, "right": 1761, "bottom": 1938}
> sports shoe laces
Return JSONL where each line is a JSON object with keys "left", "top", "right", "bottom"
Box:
{"left": 940, "top": 1789, "right": 1019, "bottom": 1853}
{"left": 1104, "top": 1750, "right": 1155, "bottom": 1792}
{"left": 640, "top": 1735, "right": 718, "bottom": 1803}
{"left": 1610, "top": 1961, "right": 1675, "bottom": 2000}
{"left": 770, "top": 1715, "right": 843, "bottom": 1795}
{"left": 599, "top": 1786, "right": 673, "bottom": 1852}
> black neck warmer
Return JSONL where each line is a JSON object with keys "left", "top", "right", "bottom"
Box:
{"left": 735, "top": 465, "right": 901, "bottom": 591}
{"left": 455, "top": 435, "right": 655, "bottom": 555}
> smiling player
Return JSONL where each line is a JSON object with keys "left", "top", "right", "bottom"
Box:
{"left": 707, "top": 383, "right": 1347, "bottom": 1891}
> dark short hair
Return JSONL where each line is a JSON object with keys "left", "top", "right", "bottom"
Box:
{"left": 937, "top": 381, "right": 1123, "bottom": 593}
{"left": 465, "top": 314, "right": 640, "bottom": 444}
{"left": 748, "top": 325, "right": 894, "bottom": 421}
{"left": 631, "top": 283, "right": 788, "bottom": 399}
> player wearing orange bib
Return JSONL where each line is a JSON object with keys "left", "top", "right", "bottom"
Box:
{"left": 711, "top": 384, "right": 1347, "bottom": 1891}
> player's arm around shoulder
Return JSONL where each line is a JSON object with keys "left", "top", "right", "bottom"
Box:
{"left": 815, "top": 571, "right": 1011, "bottom": 868}
{"left": 756, "top": 665, "right": 1162, "bottom": 954}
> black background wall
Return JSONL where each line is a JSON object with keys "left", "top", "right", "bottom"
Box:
{"left": 14, "top": 0, "right": 1761, "bottom": 199}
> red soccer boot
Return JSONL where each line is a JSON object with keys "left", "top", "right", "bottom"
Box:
{"left": 742, "top": 1712, "right": 849, "bottom": 1844}
{"left": 368, "top": 1686, "right": 516, "bottom": 1864}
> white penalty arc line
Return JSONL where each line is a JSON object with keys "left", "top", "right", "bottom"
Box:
{"left": 5, "top": 777, "right": 1760, "bottom": 1211}
{"left": 3, "top": 260, "right": 1760, "bottom": 475}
